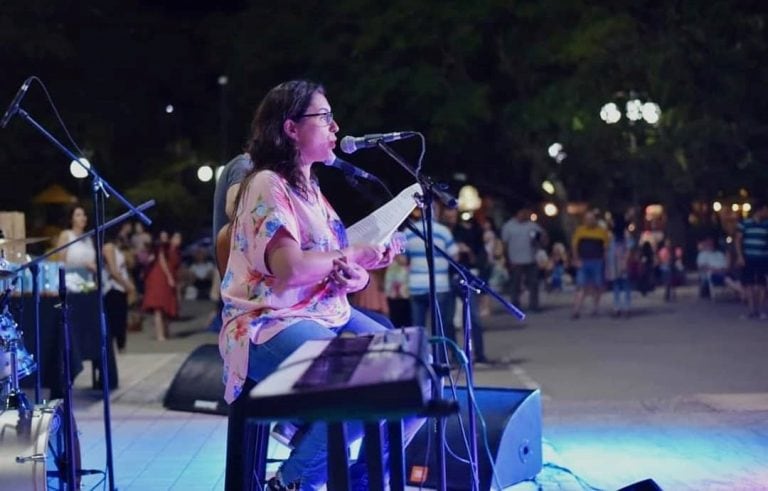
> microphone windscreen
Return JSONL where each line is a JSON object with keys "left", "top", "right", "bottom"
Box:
{"left": 339, "top": 136, "right": 357, "bottom": 154}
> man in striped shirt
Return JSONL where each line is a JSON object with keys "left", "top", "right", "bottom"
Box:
{"left": 404, "top": 208, "right": 459, "bottom": 343}
{"left": 735, "top": 199, "right": 768, "bottom": 319}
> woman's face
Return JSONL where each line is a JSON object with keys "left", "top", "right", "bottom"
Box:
{"left": 71, "top": 207, "right": 87, "bottom": 229}
{"left": 170, "top": 232, "right": 182, "bottom": 246}
{"left": 289, "top": 92, "right": 339, "bottom": 165}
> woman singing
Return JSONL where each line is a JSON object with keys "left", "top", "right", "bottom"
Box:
{"left": 219, "top": 80, "right": 421, "bottom": 490}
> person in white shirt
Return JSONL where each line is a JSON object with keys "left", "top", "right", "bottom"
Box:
{"left": 188, "top": 247, "right": 216, "bottom": 300}
{"left": 56, "top": 204, "right": 96, "bottom": 273}
{"left": 501, "top": 206, "right": 547, "bottom": 311}
{"left": 696, "top": 237, "right": 727, "bottom": 298}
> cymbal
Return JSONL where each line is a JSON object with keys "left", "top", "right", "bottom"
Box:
{"left": 0, "top": 237, "right": 49, "bottom": 246}
{"left": 0, "top": 257, "right": 15, "bottom": 276}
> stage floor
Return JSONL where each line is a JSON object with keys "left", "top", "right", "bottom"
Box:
{"left": 30, "top": 290, "right": 768, "bottom": 490}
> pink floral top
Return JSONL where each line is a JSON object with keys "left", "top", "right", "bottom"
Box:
{"left": 219, "top": 170, "right": 350, "bottom": 403}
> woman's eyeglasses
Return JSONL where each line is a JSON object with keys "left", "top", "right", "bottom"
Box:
{"left": 298, "top": 111, "right": 334, "bottom": 126}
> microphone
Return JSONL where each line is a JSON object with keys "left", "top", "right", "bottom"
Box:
{"left": 340, "top": 131, "right": 416, "bottom": 154}
{"left": 1, "top": 77, "right": 33, "bottom": 129}
{"left": 324, "top": 155, "right": 376, "bottom": 181}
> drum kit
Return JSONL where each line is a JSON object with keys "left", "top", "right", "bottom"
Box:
{"left": 1, "top": 238, "right": 82, "bottom": 490}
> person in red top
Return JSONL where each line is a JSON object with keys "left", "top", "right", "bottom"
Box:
{"left": 141, "top": 231, "right": 182, "bottom": 340}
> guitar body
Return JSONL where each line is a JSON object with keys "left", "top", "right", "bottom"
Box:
{"left": 216, "top": 223, "right": 231, "bottom": 277}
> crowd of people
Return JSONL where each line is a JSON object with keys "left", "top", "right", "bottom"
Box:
{"left": 345, "top": 197, "right": 767, "bottom": 339}
{"left": 55, "top": 204, "right": 218, "bottom": 351}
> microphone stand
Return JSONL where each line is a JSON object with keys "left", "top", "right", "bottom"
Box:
{"left": 13, "top": 104, "right": 152, "bottom": 491}
{"left": 341, "top": 145, "right": 525, "bottom": 491}
{"left": 375, "top": 140, "right": 450, "bottom": 491}
{"left": 31, "top": 262, "right": 41, "bottom": 404}
{"left": 58, "top": 266, "right": 78, "bottom": 489}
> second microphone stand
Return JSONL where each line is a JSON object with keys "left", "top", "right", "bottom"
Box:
{"left": 15, "top": 105, "right": 152, "bottom": 491}
{"left": 339, "top": 144, "right": 525, "bottom": 491}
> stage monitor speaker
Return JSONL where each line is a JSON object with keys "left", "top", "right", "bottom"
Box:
{"left": 405, "top": 386, "right": 542, "bottom": 491}
{"left": 617, "top": 479, "right": 663, "bottom": 491}
{"left": 164, "top": 344, "right": 227, "bottom": 416}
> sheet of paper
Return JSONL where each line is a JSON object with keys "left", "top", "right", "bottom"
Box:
{"left": 346, "top": 183, "right": 422, "bottom": 246}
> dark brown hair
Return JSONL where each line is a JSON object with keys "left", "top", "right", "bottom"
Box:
{"left": 63, "top": 202, "right": 87, "bottom": 229}
{"left": 238, "top": 80, "right": 325, "bottom": 206}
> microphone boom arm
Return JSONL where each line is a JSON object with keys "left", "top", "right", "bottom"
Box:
{"left": 15, "top": 107, "right": 151, "bottom": 226}
{"left": 375, "top": 140, "right": 457, "bottom": 209}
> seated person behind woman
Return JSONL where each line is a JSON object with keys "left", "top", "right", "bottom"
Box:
{"left": 219, "top": 80, "right": 421, "bottom": 491}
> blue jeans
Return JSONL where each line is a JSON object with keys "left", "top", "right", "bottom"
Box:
{"left": 410, "top": 292, "right": 455, "bottom": 340}
{"left": 612, "top": 277, "right": 631, "bottom": 311}
{"left": 247, "top": 309, "right": 424, "bottom": 490}
{"left": 577, "top": 259, "right": 604, "bottom": 288}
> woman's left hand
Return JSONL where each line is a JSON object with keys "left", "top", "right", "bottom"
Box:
{"left": 329, "top": 258, "right": 369, "bottom": 293}
{"left": 371, "top": 232, "right": 406, "bottom": 270}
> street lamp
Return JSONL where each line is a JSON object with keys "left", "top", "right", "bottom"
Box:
{"left": 600, "top": 92, "right": 662, "bottom": 205}
{"left": 600, "top": 96, "right": 661, "bottom": 126}
{"left": 197, "top": 165, "right": 214, "bottom": 183}
{"left": 548, "top": 142, "right": 567, "bottom": 164}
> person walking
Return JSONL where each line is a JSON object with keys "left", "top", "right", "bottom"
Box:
{"left": 735, "top": 199, "right": 768, "bottom": 319}
{"left": 141, "top": 230, "right": 181, "bottom": 340}
{"left": 606, "top": 214, "right": 633, "bottom": 317}
{"left": 570, "top": 211, "right": 610, "bottom": 319}
{"left": 501, "top": 205, "right": 547, "bottom": 311}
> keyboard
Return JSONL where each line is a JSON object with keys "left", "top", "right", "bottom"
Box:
{"left": 247, "top": 327, "right": 431, "bottom": 422}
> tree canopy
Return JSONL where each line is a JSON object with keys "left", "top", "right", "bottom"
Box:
{"left": 1, "top": 0, "right": 766, "bottom": 234}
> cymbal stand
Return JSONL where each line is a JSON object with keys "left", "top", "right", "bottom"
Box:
{"left": 58, "top": 266, "right": 78, "bottom": 489}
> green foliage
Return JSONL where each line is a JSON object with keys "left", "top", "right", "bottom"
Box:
{"left": 2, "top": 0, "right": 767, "bottom": 228}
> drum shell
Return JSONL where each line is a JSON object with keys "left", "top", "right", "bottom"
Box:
{"left": 0, "top": 399, "right": 81, "bottom": 490}
{"left": 0, "top": 312, "right": 37, "bottom": 381}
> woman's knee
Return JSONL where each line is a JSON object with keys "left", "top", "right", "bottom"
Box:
{"left": 339, "top": 309, "right": 390, "bottom": 336}
{"left": 248, "top": 320, "right": 336, "bottom": 380}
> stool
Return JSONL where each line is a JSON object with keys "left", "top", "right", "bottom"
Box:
{"left": 225, "top": 378, "right": 270, "bottom": 491}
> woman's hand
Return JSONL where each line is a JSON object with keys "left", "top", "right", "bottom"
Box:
{"left": 377, "top": 232, "right": 406, "bottom": 269}
{"left": 328, "top": 258, "right": 369, "bottom": 293}
{"left": 342, "top": 233, "right": 406, "bottom": 271}
{"left": 343, "top": 244, "right": 387, "bottom": 270}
